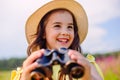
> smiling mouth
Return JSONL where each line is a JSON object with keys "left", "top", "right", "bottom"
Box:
{"left": 57, "top": 38, "right": 69, "bottom": 43}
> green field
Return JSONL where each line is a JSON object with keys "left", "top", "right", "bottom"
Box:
{"left": 0, "top": 71, "right": 11, "bottom": 80}
{"left": 104, "top": 70, "right": 120, "bottom": 80}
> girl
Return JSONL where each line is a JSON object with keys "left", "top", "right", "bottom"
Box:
{"left": 11, "top": 0, "right": 104, "bottom": 80}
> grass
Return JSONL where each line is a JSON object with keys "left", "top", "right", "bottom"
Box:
{"left": 104, "top": 70, "right": 119, "bottom": 80}
{"left": 0, "top": 71, "right": 11, "bottom": 80}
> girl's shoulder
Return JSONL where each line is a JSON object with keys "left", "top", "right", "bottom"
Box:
{"left": 11, "top": 67, "right": 22, "bottom": 80}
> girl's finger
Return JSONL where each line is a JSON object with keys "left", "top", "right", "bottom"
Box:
{"left": 23, "top": 49, "right": 45, "bottom": 67}
{"left": 68, "top": 50, "right": 84, "bottom": 60}
{"left": 67, "top": 49, "right": 91, "bottom": 69}
{"left": 23, "top": 62, "right": 38, "bottom": 74}
{"left": 77, "top": 58, "right": 90, "bottom": 67}
{"left": 21, "top": 62, "right": 39, "bottom": 80}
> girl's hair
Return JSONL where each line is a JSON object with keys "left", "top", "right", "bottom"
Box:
{"left": 27, "top": 9, "right": 82, "bottom": 56}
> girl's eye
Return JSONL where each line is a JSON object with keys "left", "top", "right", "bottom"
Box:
{"left": 53, "top": 25, "right": 61, "bottom": 29}
{"left": 68, "top": 26, "right": 74, "bottom": 30}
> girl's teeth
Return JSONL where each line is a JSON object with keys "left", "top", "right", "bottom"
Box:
{"left": 58, "top": 39, "right": 68, "bottom": 42}
{"left": 61, "top": 39, "right": 67, "bottom": 42}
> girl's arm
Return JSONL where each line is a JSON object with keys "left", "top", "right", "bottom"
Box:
{"left": 87, "top": 54, "right": 104, "bottom": 80}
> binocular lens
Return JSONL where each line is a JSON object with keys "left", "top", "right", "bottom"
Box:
{"left": 31, "top": 71, "right": 45, "bottom": 80}
{"left": 31, "top": 67, "right": 52, "bottom": 80}
{"left": 70, "top": 66, "right": 84, "bottom": 78}
{"left": 66, "top": 63, "right": 84, "bottom": 79}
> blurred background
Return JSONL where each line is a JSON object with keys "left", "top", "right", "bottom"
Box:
{"left": 0, "top": 0, "right": 120, "bottom": 80}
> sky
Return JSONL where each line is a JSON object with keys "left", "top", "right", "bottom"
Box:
{"left": 0, "top": 0, "right": 120, "bottom": 59}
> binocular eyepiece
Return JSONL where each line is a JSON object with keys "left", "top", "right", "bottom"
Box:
{"left": 31, "top": 48, "right": 84, "bottom": 80}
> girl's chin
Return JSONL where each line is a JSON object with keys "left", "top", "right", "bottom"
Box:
{"left": 47, "top": 46, "right": 68, "bottom": 50}
{"left": 56, "top": 46, "right": 69, "bottom": 49}
{"left": 56, "top": 42, "right": 70, "bottom": 48}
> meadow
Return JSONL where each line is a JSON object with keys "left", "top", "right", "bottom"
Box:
{"left": 96, "top": 54, "right": 120, "bottom": 80}
{"left": 0, "top": 71, "right": 11, "bottom": 80}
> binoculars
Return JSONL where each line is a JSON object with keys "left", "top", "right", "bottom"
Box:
{"left": 31, "top": 48, "right": 84, "bottom": 80}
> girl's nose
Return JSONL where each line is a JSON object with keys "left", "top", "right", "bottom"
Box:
{"left": 60, "top": 29, "right": 70, "bottom": 36}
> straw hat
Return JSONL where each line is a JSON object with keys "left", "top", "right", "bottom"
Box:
{"left": 25, "top": 0, "right": 88, "bottom": 44}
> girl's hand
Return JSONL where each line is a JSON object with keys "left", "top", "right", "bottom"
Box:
{"left": 68, "top": 50, "right": 103, "bottom": 80}
{"left": 67, "top": 50, "right": 91, "bottom": 80}
{"left": 20, "top": 49, "right": 45, "bottom": 80}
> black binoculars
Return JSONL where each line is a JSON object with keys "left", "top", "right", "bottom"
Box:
{"left": 31, "top": 48, "right": 84, "bottom": 80}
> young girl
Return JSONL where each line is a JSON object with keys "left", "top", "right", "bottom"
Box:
{"left": 11, "top": 0, "right": 104, "bottom": 80}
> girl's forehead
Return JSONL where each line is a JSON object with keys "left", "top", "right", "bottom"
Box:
{"left": 49, "top": 10, "right": 72, "bottom": 18}
{"left": 47, "top": 10, "right": 73, "bottom": 24}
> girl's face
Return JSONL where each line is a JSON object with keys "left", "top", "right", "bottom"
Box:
{"left": 44, "top": 10, "right": 74, "bottom": 50}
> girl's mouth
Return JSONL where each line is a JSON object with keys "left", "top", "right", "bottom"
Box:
{"left": 57, "top": 38, "right": 69, "bottom": 43}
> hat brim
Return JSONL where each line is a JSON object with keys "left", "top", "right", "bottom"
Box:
{"left": 25, "top": 0, "right": 88, "bottom": 44}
